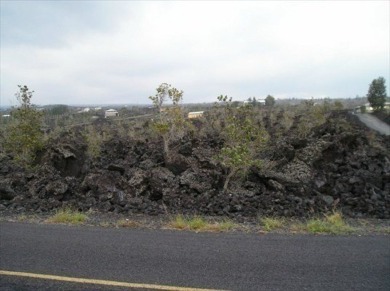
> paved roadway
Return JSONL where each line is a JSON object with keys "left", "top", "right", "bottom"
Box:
{"left": 0, "top": 222, "right": 389, "bottom": 291}
{"left": 356, "top": 113, "right": 390, "bottom": 135}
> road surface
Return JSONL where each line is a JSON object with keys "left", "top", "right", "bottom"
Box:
{"left": 0, "top": 222, "right": 389, "bottom": 290}
{"left": 356, "top": 113, "right": 390, "bottom": 135}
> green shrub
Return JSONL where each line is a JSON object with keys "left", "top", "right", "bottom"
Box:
{"left": 3, "top": 85, "right": 44, "bottom": 167}
{"left": 83, "top": 125, "right": 110, "bottom": 159}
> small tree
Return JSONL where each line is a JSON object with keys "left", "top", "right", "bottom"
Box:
{"left": 83, "top": 125, "right": 111, "bottom": 159}
{"left": 149, "top": 83, "right": 187, "bottom": 161}
{"left": 367, "top": 77, "right": 387, "bottom": 111}
{"left": 216, "top": 95, "right": 268, "bottom": 193}
{"left": 265, "top": 95, "right": 275, "bottom": 107}
{"left": 4, "top": 85, "right": 44, "bottom": 166}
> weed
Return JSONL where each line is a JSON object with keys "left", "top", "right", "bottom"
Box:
{"left": 47, "top": 208, "right": 88, "bottom": 225}
{"left": 306, "top": 212, "right": 354, "bottom": 234}
{"left": 290, "top": 221, "right": 306, "bottom": 233}
{"left": 260, "top": 217, "right": 285, "bottom": 231}
{"left": 168, "top": 214, "right": 187, "bottom": 230}
{"left": 167, "top": 215, "right": 237, "bottom": 232}
{"left": 306, "top": 219, "right": 332, "bottom": 233}
{"left": 17, "top": 214, "right": 28, "bottom": 222}
{"left": 218, "top": 219, "right": 237, "bottom": 231}
{"left": 188, "top": 216, "right": 207, "bottom": 230}
{"left": 376, "top": 226, "right": 390, "bottom": 234}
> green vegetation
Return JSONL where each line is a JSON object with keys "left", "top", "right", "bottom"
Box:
{"left": 47, "top": 208, "right": 88, "bottom": 224}
{"left": 260, "top": 217, "right": 285, "bottom": 231}
{"left": 265, "top": 95, "right": 275, "bottom": 107}
{"left": 213, "top": 219, "right": 237, "bottom": 232}
{"left": 367, "top": 77, "right": 387, "bottom": 111}
{"left": 187, "top": 216, "right": 208, "bottom": 230}
{"left": 3, "top": 85, "right": 44, "bottom": 167}
{"left": 167, "top": 215, "right": 238, "bottom": 232}
{"left": 376, "top": 226, "right": 390, "bottom": 234}
{"left": 169, "top": 214, "right": 188, "bottom": 230}
{"left": 149, "top": 83, "right": 190, "bottom": 161}
{"left": 83, "top": 125, "right": 111, "bottom": 159}
{"left": 292, "top": 212, "right": 354, "bottom": 234}
{"left": 216, "top": 95, "right": 269, "bottom": 193}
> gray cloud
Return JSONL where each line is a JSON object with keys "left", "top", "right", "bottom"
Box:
{"left": 1, "top": 1, "right": 389, "bottom": 106}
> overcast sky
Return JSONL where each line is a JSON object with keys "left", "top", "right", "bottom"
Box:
{"left": 0, "top": 1, "right": 389, "bottom": 106}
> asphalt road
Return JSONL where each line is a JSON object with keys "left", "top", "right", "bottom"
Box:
{"left": 356, "top": 113, "right": 390, "bottom": 135}
{"left": 0, "top": 222, "right": 389, "bottom": 291}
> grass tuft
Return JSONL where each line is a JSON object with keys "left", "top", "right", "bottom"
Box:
{"left": 260, "top": 217, "right": 285, "bottom": 231}
{"left": 377, "top": 226, "right": 390, "bottom": 234}
{"left": 47, "top": 208, "right": 88, "bottom": 225}
{"left": 169, "top": 214, "right": 188, "bottom": 230}
{"left": 306, "top": 212, "right": 354, "bottom": 234}
{"left": 167, "top": 215, "right": 238, "bottom": 232}
{"left": 188, "top": 216, "right": 207, "bottom": 230}
{"left": 217, "top": 219, "right": 237, "bottom": 232}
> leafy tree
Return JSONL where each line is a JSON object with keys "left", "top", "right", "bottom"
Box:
{"left": 149, "top": 83, "right": 188, "bottom": 161}
{"left": 265, "top": 95, "right": 275, "bottom": 107}
{"left": 252, "top": 97, "right": 258, "bottom": 107}
{"left": 3, "top": 85, "right": 44, "bottom": 167}
{"left": 216, "top": 95, "right": 268, "bottom": 193}
{"left": 367, "top": 77, "right": 387, "bottom": 111}
{"left": 333, "top": 100, "right": 344, "bottom": 110}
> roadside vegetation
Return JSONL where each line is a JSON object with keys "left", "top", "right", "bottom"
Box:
{"left": 0, "top": 80, "right": 389, "bottom": 229}
{"left": 292, "top": 212, "right": 355, "bottom": 235}
{"left": 1, "top": 211, "right": 388, "bottom": 234}
{"left": 167, "top": 215, "right": 238, "bottom": 232}
{"left": 260, "top": 217, "right": 286, "bottom": 231}
{"left": 2, "top": 86, "right": 44, "bottom": 167}
{"left": 259, "top": 212, "right": 355, "bottom": 234}
{"left": 47, "top": 208, "right": 88, "bottom": 225}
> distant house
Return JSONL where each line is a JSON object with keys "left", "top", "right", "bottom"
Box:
{"left": 188, "top": 111, "right": 204, "bottom": 119}
{"left": 243, "top": 99, "right": 266, "bottom": 106}
{"left": 76, "top": 107, "right": 91, "bottom": 114}
{"left": 354, "top": 102, "right": 390, "bottom": 113}
{"left": 105, "top": 109, "right": 119, "bottom": 118}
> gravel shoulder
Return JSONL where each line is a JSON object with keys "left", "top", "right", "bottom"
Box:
{"left": 1, "top": 210, "right": 389, "bottom": 235}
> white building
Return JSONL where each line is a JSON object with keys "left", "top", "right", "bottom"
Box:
{"left": 105, "top": 109, "right": 119, "bottom": 118}
{"left": 188, "top": 111, "right": 204, "bottom": 119}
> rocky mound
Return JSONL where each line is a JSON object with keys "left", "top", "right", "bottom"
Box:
{"left": 1, "top": 111, "right": 389, "bottom": 218}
